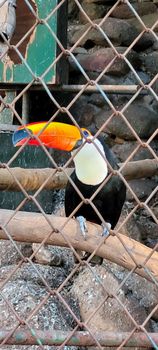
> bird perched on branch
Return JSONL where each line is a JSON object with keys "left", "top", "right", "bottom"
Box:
{"left": 13, "top": 121, "right": 126, "bottom": 249}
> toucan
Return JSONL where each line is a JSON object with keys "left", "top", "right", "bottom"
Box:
{"left": 12, "top": 122, "right": 126, "bottom": 241}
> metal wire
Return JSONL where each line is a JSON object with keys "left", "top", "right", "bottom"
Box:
{"left": 0, "top": 0, "right": 158, "bottom": 348}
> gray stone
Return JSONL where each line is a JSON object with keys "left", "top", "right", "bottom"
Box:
{"left": 116, "top": 211, "right": 142, "bottom": 242}
{"left": 0, "top": 263, "right": 80, "bottom": 349}
{"left": 70, "top": 18, "right": 139, "bottom": 47}
{"left": 127, "top": 179, "right": 157, "bottom": 201}
{"left": 95, "top": 102, "right": 158, "bottom": 140}
{"left": 71, "top": 266, "right": 149, "bottom": 339}
{"left": 79, "top": 3, "right": 106, "bottom": 24}
{"left": 70, "top": 95, "right": 100, "bottom": 127}
{"left": 70, "top": 69, "right": 150, "bottom": 88}
{"left": 128, "top": 13, "right": 158, "bottom": 32}
{"left": 152, "top": 40, "right": 158, "bottom": 50}
{"left": 111, "top": 2, "right": 157, "bottom": 19}
{"left": 142, "top": 52, "right": 158, "bottom": 76}
{"left": 0, "top": 262, "right": 70, "bottom": 289}
{"left": 69, "top": 47, "right": 140, "bottom": 76}
{"left": 111, "top": 140, "right": 158, "bottom": 162}
{"left": 133, "top": 32, "right": 154, "bottom": 51}
{"left": 89, "top": 93, "right": 108, "bottom": 107}
{"left": 68, "top": 0, "right": 78, "bottom": 18}
{"left": 83, "top": 0, "right": 110, "bottom": 3}
{"left": 0, "top": 240, "right": 32, "bottom": 266}
{"left": 68, "top": 24, "right": 85, "bottom": 46}
{"left": 103, "top": 259, "right": 158, "bottom": 311}
{"left": 137, "top": 216, "right": 158, "bottom": 245}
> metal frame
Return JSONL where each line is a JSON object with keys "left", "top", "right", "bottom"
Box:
{"left": 0, "top": 0, "right": 158, "bottom": 348}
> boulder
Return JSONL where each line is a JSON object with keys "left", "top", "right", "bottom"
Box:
{"left": 69, "top": 47, "right": 140, "bottom": 76}
{"left": 127, "top": 179, "right": 157, "bottom": 201}
{"left": 128, "top": 13, "right": 158, "bottom": 32}
{"left": 71, "top": 266, "right": 149, "bottom": 340}
{"left": 137, "top": 215, "right": 158, "bottom": 247}
{"left": 103, "top": 259, "right": 158, "bottom": 312}
{"left": 70, "top": 95, "right": 100, "bottom": 127}
{"left": 0, "top": 241, "right": 32, "bottom": 266}
{"left": 142, "top": 52, "right": 158, "bottom": 76}
{"left": 111, "top": 140, "right": 158, "bottom": 162}
{"left": 83, "top": 0, "right": 111, "bottom": 3}
{"left": 70, "top": 18, "right": 138, "bottom": 47}
{"left": 79, "top": 3, "right": 106, "bottom": 24}
{"left": 0, "top": 263, "right": 80, "bottom": 346}
{"left": 116, "top": 210, "right": 142, "bottom": 242}
{"left": 95, "top": 102, "right": 158, "bottom": 140}
{"left": 68, "top": 0, "right": 78, "bottom": 17}
{"left": 111, "top": 2, "right": 157, "bottom": 19}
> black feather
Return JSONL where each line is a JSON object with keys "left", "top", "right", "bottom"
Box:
{"left": 65, "top": 139, "right": 126, "bottom": 229}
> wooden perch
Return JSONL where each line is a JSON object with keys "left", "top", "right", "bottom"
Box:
{"left": 0, "top": 159, "right": 157, "bottom": 191}
{"left": 0, "top": 209, "right": 158, "bottom": 282}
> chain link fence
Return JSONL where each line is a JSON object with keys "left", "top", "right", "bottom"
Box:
{"left": 0, "top": 0, "right": 158, "bottom": 348}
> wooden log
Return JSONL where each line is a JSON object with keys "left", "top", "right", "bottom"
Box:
{"left": 0, "top": 209, "right": 158, "bottom": 282}
{"left": 0, "top": 159, "right": 157, "bottom": 191}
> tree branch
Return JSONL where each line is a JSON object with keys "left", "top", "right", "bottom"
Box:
{"left": 0, "top": 159, "right": 157, "bottom": 191}
{"left": 0, "top": 209, "right": 158, "bottom": 283}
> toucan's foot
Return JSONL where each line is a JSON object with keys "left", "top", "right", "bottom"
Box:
{"left": 77, "top": 216, "right": 88, "bottom": 240}
{"left": 102, "top": 222, "right": 111, "bottom": 238}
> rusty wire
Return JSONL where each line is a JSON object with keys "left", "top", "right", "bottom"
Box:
{"left": 0, "top": 0, "right": 158, "bottom": 348}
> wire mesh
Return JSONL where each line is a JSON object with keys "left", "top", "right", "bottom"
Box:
{"left": 0, "top": 0, "right": 158, "bottom": 349}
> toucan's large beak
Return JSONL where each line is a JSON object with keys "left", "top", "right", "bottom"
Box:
{"left": 12, "top": 122, "right": 82, "bottom": 151}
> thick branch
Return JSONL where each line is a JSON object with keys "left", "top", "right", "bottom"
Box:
{"left": 0, "top": 209, "right": 158, "bottom": 282}
{"left": 0, "top": 159, "right": 157, "bottom": 191}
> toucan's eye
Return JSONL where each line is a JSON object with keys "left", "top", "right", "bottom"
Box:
{"left": 83, "top": 130, "right": 90, "bottom": 137}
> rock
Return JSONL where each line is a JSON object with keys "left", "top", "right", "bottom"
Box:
{"left": 89, "top": 93, "right": 107, "bottom": 107}
{"left": 70, "top": 69, "right": 150, "bottom": 88}
{"left": 152, "top": 40, "right": 158, "bottom": 50}
{"left": 32, "top": 243, "right": 64, "bottom": 266}
{"left": 116, "top": 211, "right": 142, "bottom": 242}
{"left": 68, "top": 23, "right": 85, "bottom": 46}
{"left": 69, "top": 47, "right": 140, "bottom": 76}
{"left": 68, "top": 0, "right": 78, "bottom": 18}
{"left": 111, "top": 140, "right": 158, "bottom": 162}
{"left": 111, "top": 2, "right": 157, "bottom": 19}
{"left": 127, "top": 13, "right": 157, "bottom": 50}
{"left": 79, "top": 3, "right": 106, "bottom": 24}
{"left": 70, "top": 18, "right": 138, "bottom": 47}
{"left": 103, "top": 259, "right": 158, "bottom": 312}
{"left": 0, "top": 264, "right": 80, "bottom": 349}
{"left": 83, "top": 0, "right": 111, "bottom": 3}
{"left": 71, "top": 266, "right": 149, "bottom": 337}
{"left": 150, "top": 308, "right": 158, "bottom": 322}
{"left": 70, "top": 95, "right": 100, "bottom": 127}
{"left": 137, "top": 216, "right": 158, "bottom": 247}
{"left": 0, "top": 262, "right": 68, "bottom": 288}
{"left": 72, "top": 46, "right": 87, "bottom": 54}
{"left": 127, "top": 179, "right": 157, "bottom": 201}
{"left": 142, "top": 52, "right": 158, "bottom": 76}
{"left": 128, "top": 13, "right": 158, "bottom": 32}
{"left": 152, "top": 78, "right": 158, "bottom": 95}
{"left": 0, "top": 240, "right": 32, "bottom": 266}
{"left": 133, "top": 33, "right": 154, "bottom": 51}
{"left": 125, "top": 70, "right": 150, "bottom": 84}
{"left": 95, "top": 102, "right": 158, "bottom": 140}
{"left": 152, "top": 205, "right": 158, "bottom": 219}
{"left": 0, "top": 238, "right": 75, "bottom": 274}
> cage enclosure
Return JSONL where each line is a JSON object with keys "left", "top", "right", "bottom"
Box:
{"left": 0, "top": 0, "right": 68, "bottom": 87}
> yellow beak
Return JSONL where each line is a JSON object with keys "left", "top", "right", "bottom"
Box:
{"left": 12, "top": 122, "right": 82, "bottom": 151}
